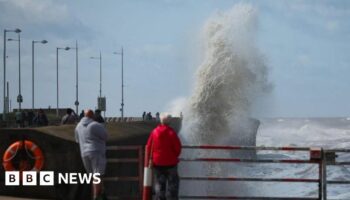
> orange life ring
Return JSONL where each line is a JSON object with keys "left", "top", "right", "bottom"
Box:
{"left": 2, "top": 140, "right": 44, "bottom": 171}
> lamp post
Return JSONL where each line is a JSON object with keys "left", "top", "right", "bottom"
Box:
{"left": 113, "top": 47, "right": 124, "bottom": 119}
{"left": 32, "top": 40, "right": 48, "bottom": 110}
{"left": 7, "top": 82, "right": 9, "bottom": 113}
{"left": 56, "top": 47, "right": 70, "bottom": 116}
{"left": 67, "top": 41, "right": 79, "bottom": 114}
{"left": 62, "top": 42, "right": 79, "bottom": 114}
{"left": 3, "top": 28, "right": 21, "bottom": 119}
{"left": 8, "top": 32, "right": 22, "bottom": 111}
{"left": 74, "top": 41, "right": 79, "bottom": 114}
{"left": 90, "top": 51, "right": 102, "bottom": 98}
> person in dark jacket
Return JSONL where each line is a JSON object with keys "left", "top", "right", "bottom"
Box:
{"left": 15, "top": 111, "right": 23, "bottom": 128}
{"left": 61, "top": 108, "right": 78, "bottom": 125}
{"left": 147, "top": 112, "right": 153, "bottom": 121}
{"left": 155, "top": 112, "right": 160, "bottom": 122}
{"left": 27, "top": 110, "right": 35, "bottom": 127}
{"left": 33, "top": 109, "right": 48, "bottom": 127}
{"left": 142, "top": 111, "right": 146, "bottom": 121}
{"left": 146, "top": 113, "right": 182, "bottom": 200}
{"left": 94, "top": 109, "right": 105, "bottom": 124}
{"left": 79, "top": 110, "right": 85, "bottom": 121}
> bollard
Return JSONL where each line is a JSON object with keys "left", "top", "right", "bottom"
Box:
{"left": 142, "top": 145, "right": 152, "bottom": 200}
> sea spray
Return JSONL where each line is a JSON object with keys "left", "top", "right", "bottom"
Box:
{"left": 180, "top": 3, "right": 270, "bottom": 144}
{"left": 179, "top": 4, "right": 270, "bottom": 197}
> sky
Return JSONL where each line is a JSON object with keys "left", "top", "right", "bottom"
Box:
{"left": 0, "top": 0, "right": 350, "bottom": 118}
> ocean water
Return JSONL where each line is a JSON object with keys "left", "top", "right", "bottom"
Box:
{"left": 258, "top": 117, "right": 350, "bottom": 149}
{"left": 256, "top": 117, "right": 350, "bottom": 199}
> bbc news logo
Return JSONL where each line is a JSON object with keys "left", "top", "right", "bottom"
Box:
{"left": 5, "top": 171, "right": 101, "bottom": 186}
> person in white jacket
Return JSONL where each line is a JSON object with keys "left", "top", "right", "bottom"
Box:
{"left": 75, "top": 109, "right": 108, "bottom": 200}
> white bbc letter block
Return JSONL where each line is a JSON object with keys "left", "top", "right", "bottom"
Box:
{"left": 23, "top": 171, "right": 37, "bottom": 186}
{"left": 40, "top": 171, "right": 54, "bottom": 186}
{"left": 5, "top": 171, "right": 19, "bottom": 186}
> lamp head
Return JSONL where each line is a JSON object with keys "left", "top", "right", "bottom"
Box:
{"left": 41, "top": 40, "right": 48, "bottom": 44}
{"left": 64, "top": 47, "right": 70, "bottom": 51}
{"left": 14, "top": 29, "right": 21, "bottom": 33}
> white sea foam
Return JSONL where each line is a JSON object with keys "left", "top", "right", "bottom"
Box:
{"left": 257, "top": 118, "right": 350, "bottom": 199}
{"left": 178, "top": 3, "right": 270, "bottom": 197}
{"left": 179, "top": 3, "right": 270, "bottom": 145}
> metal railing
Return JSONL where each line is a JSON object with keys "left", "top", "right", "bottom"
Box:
{"left": 323, "top": 149, "right": 350, "bottom": 200}
{"left": 178, "top": 145, "right": 350, "bottom": 200}
{"left": 105, "top": 117, "right": 143, "bottom": 123}
{"left": 105, "top": 145, "right": 144, "bottom": 200}
{"left": 109, "top": 144, "right": 350, "bottom": 200}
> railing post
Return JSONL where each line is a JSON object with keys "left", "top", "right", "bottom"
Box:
{"left": 142, "top": 145, "right": 152, "bottom": 200}
{"left": 139, "top": 146, "right": 144, "bottom": 199}
{"left": 322, "top": 151, "right": 327, "bottom": 200}
{"left": 310, "top": 147, "right": 323, "bottom": 200}
{"left": 322, "top": 151, "right": 337, "bottom": 200}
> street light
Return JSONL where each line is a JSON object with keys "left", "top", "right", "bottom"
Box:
{"left": 56, "top": 46, "right": 70, "bottom": 116}
{"left": 90, "top": 51, "right": 102, "bottom": 98}
{"left": 113, "top": 47, "right": 124, "bottom": 119}
{"left": 7, "top": 31, "right": 22, "bottom": 111}
{"left": 3, "top": 28, "right": 21, "bottom": 119}
{"left": 74, "top": 41, "right": 79, "bottom": 114}
{"left": 65, "top": 41, "right": 79, "bottom": 114}
{"left": 32, "top": 40, "right": 48, "bottom": 110}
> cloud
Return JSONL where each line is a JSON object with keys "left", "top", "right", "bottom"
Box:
{"left": 286, "top": 1, "right": 349, "bottom": 33}
{"left": 0, "top": 0, "right": 93, "bottom": 40}
{"left": 287, "top": 1, "right": 350, "bottom": 18}
{"left": 133, "top": 44, "right": 174, "bottom": 57}
{"left": 296, "top": 55, "right": 311, "bottom": 67}
{"left": 129, "top": 44, "right": 176, "bottom": 71}
{"left": 0, "top": 0, "right": 96, "bottom": 112}
{"left": 263, "top": 1, "right": 350, "bottom": 34}
{"left": 0, "top": 0, "right": 69, "bottom": 26}
{"left": 325, "top": 20, "right": 340, "bottom": 32}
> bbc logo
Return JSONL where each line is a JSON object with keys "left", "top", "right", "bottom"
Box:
{"left": 5, "top": 171, "right": 101, "bottom": 186}
{"left": 5, "top": 171, "right": 54, "bottom": 186}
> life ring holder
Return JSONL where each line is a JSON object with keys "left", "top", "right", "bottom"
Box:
{"left": 2, "top": 140, "right": 45, "bottom": 171}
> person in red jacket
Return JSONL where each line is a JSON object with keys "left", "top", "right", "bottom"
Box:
{"left": 146, "top": 113, "right": 182, "bottom": 200}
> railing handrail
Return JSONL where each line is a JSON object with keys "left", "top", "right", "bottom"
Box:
{"left": 180, "top": 176, "right": 320, "bottom": 183}
{"left": 182, "top": 145, "right": 311, "bottom": 151}
{"left": 107, "top": 145, "right": 142, "bottom": 150}
{"left": 178, "top": 144, "right": 350, "bottom": 200}
{"left": 324, "top": 149, "right": 350, "bottom": 153}
{"left": 180, "top": 158, "right": 318, "bottom": 164}
{"left": 183, "top": 145, "right": 350, "bottom": 153}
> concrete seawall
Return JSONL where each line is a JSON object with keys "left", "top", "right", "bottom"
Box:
{"left": 0, "top": 120, "right": 181, "bottom": 199}
{"left": 0, "top": 118, "right": 258, "bottom": 199}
